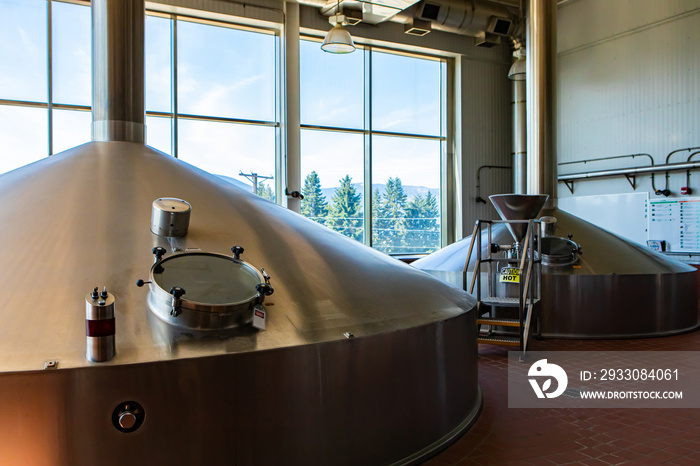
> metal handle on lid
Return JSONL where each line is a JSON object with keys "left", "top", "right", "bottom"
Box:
{"left": 169, "top": 286, "right": 186, "bottom": 317}
{"left": 255, "top": 283, "right": 274, "bottom": 303}
{"left": 152, "top": 246, "right": 166, "bottom": 262}
{"left": 231, "top": 246, "right": 244, "bottom": 260}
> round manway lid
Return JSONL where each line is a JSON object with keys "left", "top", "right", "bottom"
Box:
{"left": 152, "top": 253, "right": 261, "bottom": 305}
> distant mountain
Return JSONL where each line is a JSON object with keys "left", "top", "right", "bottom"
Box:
{"left": 321, "top": 183, "right": 439, "bottom": 205}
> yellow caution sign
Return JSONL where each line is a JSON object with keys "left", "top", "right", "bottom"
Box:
{"left": 499, "top": 267, "right": 520, "bottom": 284}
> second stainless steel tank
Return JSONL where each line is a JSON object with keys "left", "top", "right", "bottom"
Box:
{"left": 414, "top": 195, "right": 698, "bottom": 338}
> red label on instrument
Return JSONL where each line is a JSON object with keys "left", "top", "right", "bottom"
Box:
{"left": 86, "top": 318, "right": 115, "bottom": 337}
{"left": 255, "top": 310, "right": 265, "bottom": 319}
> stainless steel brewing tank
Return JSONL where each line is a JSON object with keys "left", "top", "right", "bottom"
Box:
{"left": 413, "top": 208, "right": 698, "bottom": 338}
{"left": 0, "top": 142, "right": 480, "bottom": 465}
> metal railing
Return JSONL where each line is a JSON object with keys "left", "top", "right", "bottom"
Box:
{"left": 463, "top": 218, "right": 541, "bottom": 359}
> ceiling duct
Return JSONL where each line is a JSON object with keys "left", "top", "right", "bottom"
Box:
{"left": 404, "top": 17, "right": 432, "bottom": 35}
{"left": 320, "top": 0, "right": 421, "bottom": 25}
{"left": 475, "top": 30, "right": 501, "bottom": 46}
{"left": 310, "top": 0, "right": 519, "bottom": 38}
{"left": 0, "top": 0, "right": 481, "bottom": 463}
{"left": 397, "top": 0, "right": 516, "bottom": 38}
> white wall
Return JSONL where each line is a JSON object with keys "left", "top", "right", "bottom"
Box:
{"left": 459, "top": 56, "right": 513, "bottom": 237}
{"left": 557, "top": 0, "right": 700, "bottom": 199}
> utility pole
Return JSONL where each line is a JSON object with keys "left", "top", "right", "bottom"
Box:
{"left": 239, "top": 171, "right": 273, "bottom": 195}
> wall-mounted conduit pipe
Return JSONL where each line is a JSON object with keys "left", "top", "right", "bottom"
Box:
{"left": 475, "top": 165, "right": 511, "bottom": 203}
{"left": 686, "top": 151, "right": 700, "bottom": 192}
{"left": 558, "top": 153, "right": 654, "bottom": 194}
{"left": 558, "top": 160, "right": 700, "bottom": 194}
{"left": 662, "top": 147, "right": 700, "bottom": 195}
{"left": 665, "top": 147, "right": 700, "bottom": 165}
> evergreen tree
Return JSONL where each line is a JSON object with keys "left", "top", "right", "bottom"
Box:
{"left": 327, "top": 175, "right": 363, "bottom": 241}
{"left": 301, "top": 171, "right": 328, "bottom": 225}
{"left": 374, "top": 177, "right": 407, "bottom": 254}
{"left": 405, "top": 191, "right": 440, "bottom": 252}
{"left": 256, "top": 182, "right": 275, "bottom": 202}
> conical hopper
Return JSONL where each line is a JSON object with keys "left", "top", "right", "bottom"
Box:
{"left": 490, "top": 194, "right": 549, "bottom": 242}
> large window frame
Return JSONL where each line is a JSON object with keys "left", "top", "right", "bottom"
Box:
{"left": 299, "top": 38, "right": 450, "bottom": 254}
{"left": 144, "top": 11, "right": 282, "bottom": 201}
{"left": 0, "top": 0, "right": 92, "bottom": 158}
{"left": 0, "top": 0, "right": 283, "bottom": 201}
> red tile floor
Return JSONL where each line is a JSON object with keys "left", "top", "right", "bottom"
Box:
{"left": 425, "top": 331, "right": 700, "bottom": 465}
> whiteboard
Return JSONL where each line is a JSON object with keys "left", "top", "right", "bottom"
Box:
{"left": 558, "top": 193, "right": 649, "bottom": 246}
{"left": 648, "top": 197, "right": 700, "bottom": 252}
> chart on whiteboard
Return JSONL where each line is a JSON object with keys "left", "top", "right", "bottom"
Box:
{"left": 648, "top": 198, "right": 700, "bottom": 252}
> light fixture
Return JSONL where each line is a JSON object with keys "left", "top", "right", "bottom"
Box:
{"left": 321, "top": 0, "right": 355, "bottom": 54}
{"left": 322, "top": 23, "right": 355, "bottom": 54}
{"left": 508, "top": 47, "right": 526, "bottom": 81}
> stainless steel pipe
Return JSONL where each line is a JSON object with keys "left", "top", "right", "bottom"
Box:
{"left": 526, "top": 0, "right": 556, "bottom": 204}
{"left": 512, "top": 78, "right": 526, "bottom": 194}
{"left": 559, "top": 160, "right": 700, "bottom": 181}
{"left": 91, "top": 0, "right": 145, "bottom": 143}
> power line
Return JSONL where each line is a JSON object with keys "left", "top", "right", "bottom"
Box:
{"left": 239, "top": 171, "right": 273, "bottom": 194}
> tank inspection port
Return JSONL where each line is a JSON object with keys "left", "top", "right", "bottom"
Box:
{"left": 112, "top": 401, "right": 145, "bottom": 433}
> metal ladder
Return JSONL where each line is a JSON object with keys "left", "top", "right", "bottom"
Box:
{"left": 462, "top": 218, "right": 542, "bottom": 359}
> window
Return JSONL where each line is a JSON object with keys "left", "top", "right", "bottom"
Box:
{"left": 300, "top": 39, "right": 365, "bottom": 241}
{"left": 0, "top": 0, "right": 93, "bottom": 163}
{"left": 301, "top": 129, "right": 365, "bottom": 242}
{"left": 300, "top": 41, "right": 445, "bottom": 254}
{"left": 0, "top": 106, "right": 47, "bottom": 173}
{"left": 0, "top": 0, "right": 49, "bottom": 169}
{"left": 53, "top": 108, "right": 91, "bottom": 153}
{"left": 372, "top": 136, "right": 441, "bottom": 254}
{"left": 171, "top": 18, "right": 278, "bottom": 199}
{"left": 177, "top": 20, "right": 276, "bottom": 122}
{"left": 0, "top": 1, "right": 280, "bottom": 204}
{"left": 145, "top": 14, "right": 172, "bottom": 114}
{"left": 52, "top": 1, "right": 91, "bottom": 106}
{"left": 0, "top": 1, "right": 450, "bottom": 255}
{"left": 178, "top": 120, "right": 276, "bottom": 196}
{"left": 0, "top": 0, "right": 47, "bottom": 103}
{"left": 142, "top": 15, "right": 279, "bottom": 198}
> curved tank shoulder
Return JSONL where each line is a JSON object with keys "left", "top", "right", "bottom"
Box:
{"left": 413, "top": 207, "right": 695, "bottom": 275}
{"left": 0, "top": 142, "right": 475, "bottom": 373}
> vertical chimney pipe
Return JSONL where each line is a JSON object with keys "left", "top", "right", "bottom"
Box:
{"left": 525, "top": 0, "right": 556, "bottom": 205}
{"left": 512, "top": 78, "right": 526, "bottom": 194}
{"left": 92, "top": 0, "right": 145, "bottom": 143}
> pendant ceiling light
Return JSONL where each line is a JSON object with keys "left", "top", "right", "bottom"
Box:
{"left": 321, "top": 0, "right": 355, "bottom": 54}
{"left": 322, "top": 23, "right": 355, "bottom": 54}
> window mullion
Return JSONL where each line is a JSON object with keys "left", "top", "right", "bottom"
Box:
{"left": 363, "top": 47, "right": 372, "bottom": 247}
{"left": 171, "top": 15, "right": 178, "bottom": 158}
{"left": 47, "top": 0, "right": 53, "bottom": 155}
{"left": 274, "top": 21, "right": 283, "bottom": 204}
{"left": 442, "top": 59, "right": 452, "bottom": 247}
